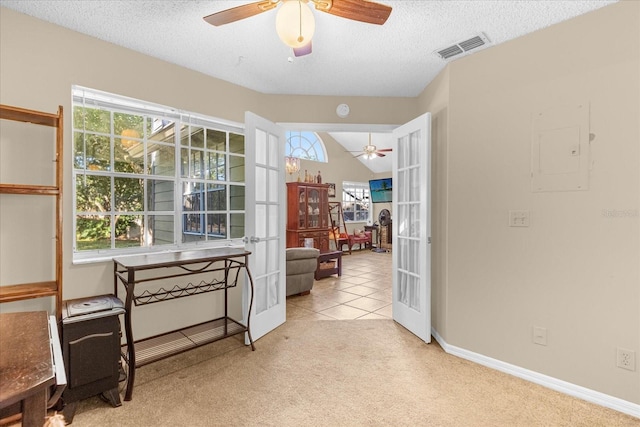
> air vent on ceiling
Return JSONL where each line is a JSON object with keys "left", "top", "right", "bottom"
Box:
{"left": 435, "top": 33, "right": 491, "bottom": 60}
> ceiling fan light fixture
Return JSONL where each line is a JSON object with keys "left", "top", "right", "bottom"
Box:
{"left": 276, "top": 0, "right": 315, "bottom": 48}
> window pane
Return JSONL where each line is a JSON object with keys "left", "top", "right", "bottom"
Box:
{"left": 74, "top": 106, "right": 110, "bottom": 133}
{"left": 182, "top": 182, "right": 203, "bottom": 212}
{"left": 114, "top": 137, "right": 144, "bottom": 174}
{"left": 190, "top": 150, "right": 205, "bottom": 178}
{"left": 148, "top": 143, "right": 175, "bottom": 176}
{"left": 76, "top": 215, "right": 111, "bottom": 251}
{"left": 229, "top": 155, "right": 244, "bottom": 182}
{"left": 147, "top": 179, "right": 174, "bottom": 212}
{"left": 183, "top": 213, "right": 204, "bottom": 243}
{"left": 207, "top": 213, "right": 226, "bottom": 238}
{"left": 114, "top": 112, "right": 144, "bottom": 137}
{"left": 230, "top": 185, "right": 245, "bottom": 210}
{"left": 230, "top": 213, "right": 244, "bottom": 238}
{"left": 76, "top": 175, "right": 110, "bottom": 212}
{"left": 342, "top": 181, "right": 370, "bottom": 223}
{"left": 285, "top": 131, "right": 326, "bottom": 162}
{"left": 114, "top": 177, "right": 143, "bottom": 212}
{"left": 180, "top": 147, "right": 189, "bottom": 178}
{"left": 206, "top": 129, "right": 226, "bottom": 151}
{"left": 190, "top": 126, "right": 205, "bottom": 149}
{"left": 73, "top": 133, "right": 85, "bottom": 169}
{"left": 148, "top": 118, "right": 175, "bottom": 144}
{"left": 82, "top": 134, "right": 111, "bottom": 171}
{"left": 207, "top": 184, "right": 226, "bottom": 211}
{"left": 229, "top": 133, "right": 244, "bottom": 154}
{"left": 149, "top": 215, "right": 174, "bottom": 245}
{"left": 115, "top": 215, "right": 143, "bottom": 248}
{"left": 207, "top": 152, "right": 226, "bottom": 181}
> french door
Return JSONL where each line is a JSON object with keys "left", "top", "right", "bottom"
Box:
{"left": 243, "top": 112, "right": 286, "bottom": 342}
{"left": 392, "top": 113, "right": 432, "bottom": 343}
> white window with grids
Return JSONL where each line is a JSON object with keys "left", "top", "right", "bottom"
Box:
{"left": 72, "top": 86, "right": 245, "bottom": 262}
{"left": 285, "top": 131, "right": 327, "bottom": 162}
{"left": 342, "top": 181, "right": 370, "bottom": 223}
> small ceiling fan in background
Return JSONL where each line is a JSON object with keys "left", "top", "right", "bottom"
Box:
{"left": 203, "top": 0, "right": 392, "bottom": 57}
{"left": 351, "top": 133, "right": 392, "bottom": 159}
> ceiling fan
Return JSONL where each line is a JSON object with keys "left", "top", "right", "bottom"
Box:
{"left": 351, "top": 134, "right": 392, "bottom": 159}
{"left": 203, "top": 0, "right": 392, "bottom": 57}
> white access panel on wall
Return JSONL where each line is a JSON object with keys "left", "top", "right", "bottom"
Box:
{"left": 531, "top": 102, "right": 590, "bottom": 192}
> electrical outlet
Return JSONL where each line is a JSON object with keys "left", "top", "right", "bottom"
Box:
{"left": 509, "top": 210, "right": 530, "bottom": 227}
{"left": 617, "top": 348, "right": 636, "bottom": 371}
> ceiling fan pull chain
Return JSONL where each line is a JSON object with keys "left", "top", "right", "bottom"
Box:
{"left": 298, "top": 1, "right": 304, "bottom": 43}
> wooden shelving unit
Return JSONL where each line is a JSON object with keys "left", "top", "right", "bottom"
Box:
{"left": 0, "top": 104, "right": 64, "bottom": 320}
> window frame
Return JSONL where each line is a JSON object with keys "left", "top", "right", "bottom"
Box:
{"left": 341, "top": 181, "right": 370, "bottom": 223}
{"left": 71, "top": 86, "right": 245, "bottom": 263}
{"left": 285, "top": 131, "right": 328, "bottom": 163}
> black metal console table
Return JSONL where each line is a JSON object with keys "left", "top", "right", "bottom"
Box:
{"left": 113, "top": 247, "right": 255, "bottom": 401}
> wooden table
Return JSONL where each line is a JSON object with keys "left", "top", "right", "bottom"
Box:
{"left": 315, "top": 250, "right": 342, "bottom": 280}
{"left": 0, "top": 311, "right": 66, "bottom": 427}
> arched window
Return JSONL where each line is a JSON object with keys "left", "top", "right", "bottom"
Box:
{"left": 285, "top": 131, "right": 327, "bottom": 162}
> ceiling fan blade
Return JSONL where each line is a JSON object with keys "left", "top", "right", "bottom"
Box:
{"left": 374, "top": 152, "right": 386, "bottom": 157}
{"left": 377, "top": 148, "right": 392, "bottom": 152}
{"left": 354, "top": 153, "right": 366, "bottom": 158}
{"left": 313, "top": 0, "right": 392, "bottom": 25}
{"left": 203, "top": 0, "right": 278, "bottom": 26}
{"left": 293, "top": 41, "right": 312, "bottom": 57}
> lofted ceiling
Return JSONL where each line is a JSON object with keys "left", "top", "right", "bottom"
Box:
{"left": 0, "top": 1, "right": 616, "bottom": 173}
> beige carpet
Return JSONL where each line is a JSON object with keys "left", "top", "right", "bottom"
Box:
{"left": 70, "top": 319, "right": 637, "bottom": 426}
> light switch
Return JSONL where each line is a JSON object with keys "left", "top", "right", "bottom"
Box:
{"left": 509, "top": 210, "right": 530, "bottom": 227}
{"left": 533, "top": 326, "right": 548, "bottom": 346}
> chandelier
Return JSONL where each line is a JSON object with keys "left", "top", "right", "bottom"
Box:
{"left": 285, "top": 156, "right": 301, "bottom": 175}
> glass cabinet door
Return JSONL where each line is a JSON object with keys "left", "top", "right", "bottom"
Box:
{"left": 320, "top": 187, "right": 328, "bottom": 228}
{"left": 308, "top": 188, "right": 319, "bottom": 228}
{"left": 298, "top": 188, "right": 306, "bottom": 228}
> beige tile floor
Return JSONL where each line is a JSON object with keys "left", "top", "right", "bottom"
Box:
{"left": 286, "top": 249, "right": 393, "bottom": 320}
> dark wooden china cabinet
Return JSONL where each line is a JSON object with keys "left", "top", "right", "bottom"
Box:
{"left": 286, "top": 182, "right": 330, "bottom": 251}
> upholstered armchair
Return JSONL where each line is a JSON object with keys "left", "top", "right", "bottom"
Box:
{"left": 285, "top": 247, "right": 320, "bottom": 296}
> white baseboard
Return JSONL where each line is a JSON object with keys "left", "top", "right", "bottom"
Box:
{"left": 431, "top": 329, "right": 640, "bottom": 420}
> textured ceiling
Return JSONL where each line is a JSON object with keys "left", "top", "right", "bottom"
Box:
{"left": 0, "top": 0, "right": 617, "bottom": 173}
{"left": 0, "top": 0, "right": 616, "bottom": 98}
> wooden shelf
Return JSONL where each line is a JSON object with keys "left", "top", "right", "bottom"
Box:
{"left": 0, "top": 282, "right": 58, "bottom": 303}
{"left": 0, "top": 104, "right": 60, "bottom": 127}
{"left": 0, "top": 184, "right": 60, "bottom": 196}
{"left": 0, "top": 104, "right": 63, "bottom": 320}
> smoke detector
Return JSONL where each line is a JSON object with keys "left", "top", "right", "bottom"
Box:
{"left": 435, "top": 33, "right": 491, "bottom": 60}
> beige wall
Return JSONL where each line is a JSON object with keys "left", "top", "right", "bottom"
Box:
{"left": 417, "top": 0, "right": 639, "bottom": 404}
{"left": 1, "top": 0, "right": 638, "bottom": 408}
{"left": 0, "top": 8, "right": 417, "bottom": 339}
